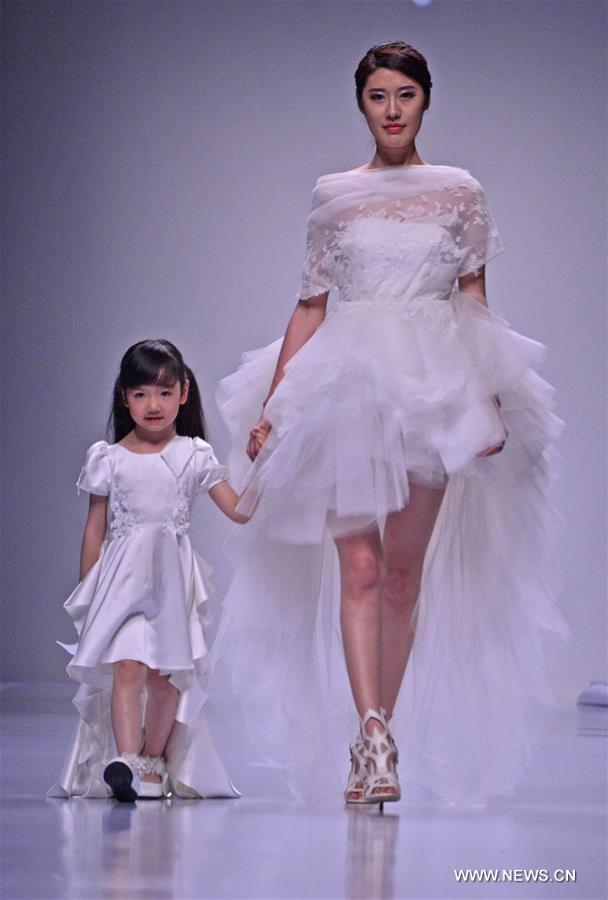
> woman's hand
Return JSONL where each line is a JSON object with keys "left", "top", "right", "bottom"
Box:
{"left": 476, "top": 438, "right": 507, "bottom": 458}
{"left": 476, "top": 394, "right": 507, "bottom": 457}
{"left": 247, "top": 416, "right": 272, "bottom": 461}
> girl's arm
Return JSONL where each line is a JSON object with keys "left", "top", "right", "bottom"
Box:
{"left": 209, "top": 481, "right": 250, "bottom": 524}
{"left": 79, "top": 494, "right": 108, "bottom": 580}
{"left": 247, "top": 292, "right": 329, "bottom": 460}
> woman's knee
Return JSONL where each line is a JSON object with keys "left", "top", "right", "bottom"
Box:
{"left": 340, "top": 546, "right": 385, "bottom": 595}
{"left": 384, "top": 558, "right": 423, "bottom": 609}
{"left": 113, "top": 659, "right": 147, "bottom": 691}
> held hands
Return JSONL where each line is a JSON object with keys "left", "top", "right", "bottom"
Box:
{"left": 476, "top": 394, "right": 508, "bottom": 458}
{"left": 247, "top": 416, "right": 272, "bottom": 461}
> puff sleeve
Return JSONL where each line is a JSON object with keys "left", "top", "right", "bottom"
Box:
{"left": 192, "top": 437, "right": 230, "bottom": 494}
{"left": 456, "top": 178, "right": 505, "bottom": 278}
{"left": 297, "top": 179, "right": 338, "bottom": 301}
{"left": 77, "top": 441, "right": 111, "bottom": 496}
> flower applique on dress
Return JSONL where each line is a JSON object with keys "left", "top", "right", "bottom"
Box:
{"left": 109, "top": 476, "right": 140, "bottom": 539}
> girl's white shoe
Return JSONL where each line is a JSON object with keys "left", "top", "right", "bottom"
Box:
{"left": 103, "top": 753, "right": 141, "bottom": 803}
{"left": 103, "top": 752, "right": 171, "bottom": 801}
{"left": 137, "top": 755, "right": 171, "bottom": 799}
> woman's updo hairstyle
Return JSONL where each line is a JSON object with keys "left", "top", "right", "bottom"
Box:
{"left": 355, "top": 42, "right": 432, "bottom": 112}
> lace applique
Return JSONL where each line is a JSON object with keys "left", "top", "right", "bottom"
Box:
{"left": 297, "top": 174, "right": 503, "bottom": 302}
{"left": 163, "top": 480, "right": 191, "bottom": 536}
{"left": 109, "top": 477, "right": 139, "bottom": 539}
{"left": 446, "top": 182, "right": 504, "bottom": 277}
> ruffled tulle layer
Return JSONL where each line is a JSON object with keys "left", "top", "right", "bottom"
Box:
{"left": 209, "top": 291, "right": 570, "bottom": 804}
{"left": 225, "top": 293, "right": 552, "bottom": 542}
{"left": 49, "top": 538, "right": 240, "bottom": 799}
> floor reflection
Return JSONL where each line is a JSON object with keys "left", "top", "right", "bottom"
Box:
{"left": 54, "top": 797, "right": 243, "bottom": 900}
{"left": 5, "top": 687, "right": 603, "bottom": 900}
{"left": 346, "top": 805, "right": 400, "bottom": 900}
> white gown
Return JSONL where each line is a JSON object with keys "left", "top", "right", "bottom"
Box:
{"left": 209, "top": 164, "right": 570, "bottom": 805}
{"left": 48, "top": 434, "right": 240, "bottom": 800}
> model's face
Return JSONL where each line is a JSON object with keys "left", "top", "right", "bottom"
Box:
{"left": 360, "top": 68, "right": 428, "bottom": 149}
{"left": 123, "top": 380, "right": 189, "bottom": 433}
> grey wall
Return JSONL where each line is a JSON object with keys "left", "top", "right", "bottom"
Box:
{"left": 2, "top": 0, "right": 606, "bottom": 697}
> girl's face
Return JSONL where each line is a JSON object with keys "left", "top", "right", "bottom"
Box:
{"left": 123, "top": 380, "right": 189, "bottom": 434}
{"left": 360, "top": 67, "right": 428, "bottom": 152}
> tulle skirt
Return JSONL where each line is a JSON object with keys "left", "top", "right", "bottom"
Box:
{"left": 209, "top": 290, "right": 570, "bottom": 804}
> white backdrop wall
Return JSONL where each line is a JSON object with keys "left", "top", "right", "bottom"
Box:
{"left": 2, "top": 0, "right": 606, "bottom": 697}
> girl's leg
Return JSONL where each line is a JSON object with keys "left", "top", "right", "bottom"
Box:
{"left": 381, "top": 480, "right": 447, "bottom": 718}
{"left": 334, "top": 527, "right": 385, "bottom": 723}
{"left": 111, "top": 659, "right": 147, "bottom": 754}
{"left": 140, "top": 669, "right": 179, "bottom": 782}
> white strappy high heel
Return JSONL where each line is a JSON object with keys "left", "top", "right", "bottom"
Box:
{"left": 344, "top": 737, "right": 368, "bottom": 804}
{"left": 360, "top": 708, "right": 401, "bottom": 805}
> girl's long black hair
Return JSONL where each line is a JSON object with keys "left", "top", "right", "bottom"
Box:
{"left": 108, "top": 339, "right": 207, "bottom": 442}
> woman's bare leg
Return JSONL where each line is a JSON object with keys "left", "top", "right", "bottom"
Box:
{"left": 335, "top": 527, "right": 404, "bottom": 799}
{"left": 334, "top": 528, "right": 385, "bottom": 721}
{"left": 381, "top": 480, "right": 447, "bottom": 718}
{"left": 111, "top": 659, "right": 147, "bottom": 754}
{"left": 140, "top": 669, "right": 179, "bottom": 783}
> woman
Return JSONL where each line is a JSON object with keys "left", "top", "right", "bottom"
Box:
{"left": 211, "top": 42, "right": 569, "bottom": 806}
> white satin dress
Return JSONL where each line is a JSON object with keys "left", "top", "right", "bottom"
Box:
{"left": 48, "top": 435, "right": 240, "bottom": 800}
{"left": 208, "top": 164, "right": 570, "bottom": 805}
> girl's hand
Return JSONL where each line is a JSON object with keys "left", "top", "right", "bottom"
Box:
{"left": 247, "top": 416, "right": 272, "bottom": 461}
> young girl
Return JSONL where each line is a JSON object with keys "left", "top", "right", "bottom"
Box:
{"left": 48, "top": 339, "right": 248, "bottom": 802}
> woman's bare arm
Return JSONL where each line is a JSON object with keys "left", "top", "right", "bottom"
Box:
{"left": 247, "top": 292, "right": 329, "bottom": 460}
{"left": 262, "top": 293, "right": 329, "bottom": 406}
{"left": 79, "top": 494, "right": 108, "bottom": 580}
{"left": 457, "top": 267, "right": 488, "bottom": 306}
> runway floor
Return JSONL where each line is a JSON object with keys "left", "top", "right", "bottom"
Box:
{"left": 1, "top": 682, "right": 606, "bottom": 900}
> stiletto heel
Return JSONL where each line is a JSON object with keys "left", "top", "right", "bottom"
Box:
{"left": 344, "top": 737, "right": 368, "bottom": 804}
{"left": 361, "top": 708, "right": 401, "bottom": 804}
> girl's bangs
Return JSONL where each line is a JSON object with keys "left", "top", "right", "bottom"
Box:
{"left": 121, "top": 350, "right": 181, "bottom": 389}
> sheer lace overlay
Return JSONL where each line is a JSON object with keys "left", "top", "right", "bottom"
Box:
{"left": 298, "top": 165, "right": 504, "bottom": 327}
